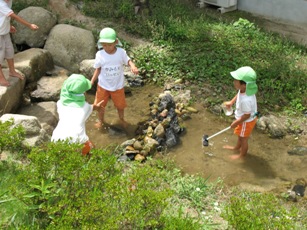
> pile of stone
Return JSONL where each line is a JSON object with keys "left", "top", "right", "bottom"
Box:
{"left": 119, "top": 90, "right": 198, "bottom": 162}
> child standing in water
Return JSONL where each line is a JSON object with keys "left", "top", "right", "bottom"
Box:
{"left": 91, "top": 27, "right": 138, "bottom": 128}
{"left": 51, "top": 74, "right": 104, "bottom": 155}
{"left": 223, "top": 66, "right": 258, "bottom": 159}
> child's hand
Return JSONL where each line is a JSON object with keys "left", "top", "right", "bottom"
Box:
{"left": 30, "top": 24, "right": 39, "bottom": 30}
{"left": 96, "top": 99, "right": 104, "bottom": 106}
{"left": 10, "top": 25, "right": 16, "bottom": 33}
{"left": 131, "top": 65, "right": 139, "bottom": 75}
{"left": 93, "top": 100, "right": 104, "bottom": 111}
{"left": 224, "top": 101, "right": 232, "bottom": 109}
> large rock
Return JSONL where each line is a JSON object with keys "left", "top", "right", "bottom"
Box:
{"left": 0, "top": 69, "right": 26, "bottom": 116}
{"left": 18, "top": 101, "right": 58, "bottom": 135}
{"left": 12, "top": 7, "right": 57, "bottom": 48}
{"left": 30, "top": 74, "right": 68, "bottom": 102}
{"left": 79, "top": 59, "right": 95, "bottom": 80}
{"left": 0, "top": 114, "right": 50, "bottom": 147}
{"left": 257, "top": 115, "right": 287, "bottom": 138}
{"left": 44, "top": 24, "right": 96, "bottom": 72}
{"left": 10, "top": 48, "right": 54, "bottom": 83}
{"left": 79, "top": 59, "right": 95, "bottom": 93}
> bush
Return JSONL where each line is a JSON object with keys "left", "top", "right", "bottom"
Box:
{"left": 11, "top": 141, "right": 173, "bottom": 228}
{"left": 0, "top": 120, "right": 25, "bottom": 154}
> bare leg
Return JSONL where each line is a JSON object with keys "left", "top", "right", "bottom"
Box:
{"left": 117, "top": 108, "right": 128, "bottom": 128}
{"left": 0, "top": 65, "right": 10, "bottom": 86}
{"left": 7, "top": 58, "right": 24, "bottom": 80}
{"left": 223, "top": 137, "right": 241, "bottom": 151}
{"left": 95, "top": 107, "right": 105, "bottom": 128}
{"left": 230, "top": 136, "right": 248, "bottom": 159}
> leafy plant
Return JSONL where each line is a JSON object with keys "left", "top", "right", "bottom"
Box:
{"left": 12, "top": 142, "right": 174, "bottom": 228}
{"left": 0, "top": 120, "right": 26, "bottom": 154}
{"left": 222, "top": 192, "right": 301, "bottom": 229}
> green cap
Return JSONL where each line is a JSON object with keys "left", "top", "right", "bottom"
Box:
{"left": 230, "top": 66, "right": 258, "bottom": 96}
{"left": 98, "top": 27, "right": 117, "bottom": 43}
{"left": 60, "top": 74, "right": 91, "bottom": 107}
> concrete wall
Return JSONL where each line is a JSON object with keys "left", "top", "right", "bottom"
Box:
{"left": 238, "top": 0, "right": 307, "bottom": 26}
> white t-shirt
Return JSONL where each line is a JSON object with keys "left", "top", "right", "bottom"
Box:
{"left": 93, "top": 47, "right": 130, "bottom": 91}
{"left": 0, "top": 0, "right": 13, "bottom": 35}
{"left": 51, "top": 101, "right": 93, "bottom": 144}
{"left": 235, "top": 90, "right": 257, "bottom": 122}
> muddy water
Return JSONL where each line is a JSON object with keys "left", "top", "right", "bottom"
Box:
{"left": 86, "top": 85, "right": 307, "bottom": 190}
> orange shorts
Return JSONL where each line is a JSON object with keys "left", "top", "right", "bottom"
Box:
{"left": 234, "top": 118, "right": 257, "bottom": 138}
{"left": 82, "top": 140, "right": 94, "bottom": 156}
{"left": 94, "top": 85, "right": 127, "bottom": 110}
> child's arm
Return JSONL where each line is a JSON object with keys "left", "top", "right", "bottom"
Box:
{"left": 230, "top": 113, "right": 251, "bottom": 128}
{"left": 9, "top": 13, "right": 39, "bottom": 30}
{"left": 224, "top": 94, "right": 237, "bottom": 109}
{"left": 128, "top": 60, "right": 139, "bottom": 75}
{"left": 91, "top": 68, "right": 101, "bottom": 85}
{"left": 93, "top": 99, "right": 104, "bottom": 111}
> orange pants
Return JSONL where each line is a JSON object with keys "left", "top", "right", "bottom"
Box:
{"left": 94, "top": 85, "right": 127, "bottom": 110}
{"left": 234, "top": 118, "right": 257, "bottom": 138}
{"left": 82, "top": 141, "right": 94, "bottom": 156}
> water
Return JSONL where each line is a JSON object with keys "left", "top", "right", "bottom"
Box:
{"left": 86, "top": 84, "right": 307, "bottom": 190}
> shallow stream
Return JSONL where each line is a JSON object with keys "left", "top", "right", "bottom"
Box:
{"left": 86, "top": 84, "right": 307, "bottom": 191}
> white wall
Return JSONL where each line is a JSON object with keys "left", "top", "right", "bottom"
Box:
{"left": 238, "top": 0, "right": 307, "bottom": 26}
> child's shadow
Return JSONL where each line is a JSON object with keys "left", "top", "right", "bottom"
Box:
{"left": 102, "top": 122, "right": 138, "bottom": 139}
{"left": 242, "top": 154, "right": 276, "bottom": 179}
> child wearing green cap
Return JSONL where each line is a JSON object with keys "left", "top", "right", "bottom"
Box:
{"left": 51, "top": 74, "right": 103, "bottom": 155}
{"left": 91, "top": 27, "right": 139, "bottom": 128}
{"left": 223, "top": 66, "right": 258, "bottom": 160}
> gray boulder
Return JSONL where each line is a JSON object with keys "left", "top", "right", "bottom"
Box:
{"left": 0, "top": 114, "right": 50, "bottom": 147}
{"left": 12, "top": 48, "right": 54, "bottom": 83}
{"left": 0, "top": 69, "right": 26, "bottom": 116}
{"left": 79, "top": 59, "right": 95, "bottom": 80}
{"left": 257, "top": 115, "right": 287, "bottom": 138}
{"left": 30, "top": 74, "right": 68, "bottom": 102}
{"left": 13, "top": 7, "right": 57, "bottom": 48}
{"left": 44, "top": 24, "right": 96, "bottom": 72}
{"left": 18, "top": 101, "right": 58, "bottom": 135}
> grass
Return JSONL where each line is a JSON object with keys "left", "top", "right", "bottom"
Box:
{"left": 5, "top": 0, "right": 307, "bottom": 228}
{"left": 14, "top": 0, "right": 307, "bottom": 114}
{"left": 0, "top": 139, "right": 225, "bottom": 229}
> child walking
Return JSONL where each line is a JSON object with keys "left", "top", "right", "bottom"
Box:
{"left": 91, "top": 27, "right": 138, "bottom": 128}
{"left": 51, "top": 74, "right": 104, "bottom": 155}
{"left": 0, "top": 0, "right": 39, "bottom": 86}
{"left": 223, "top": 66, "right": 258, "bottom": 159}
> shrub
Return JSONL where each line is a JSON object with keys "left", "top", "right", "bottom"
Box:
{"left": 0, "top": 120, "right": 26, "bottom": 154}
{"left": 12, "top": 141, "right": 173, "bottom": 228}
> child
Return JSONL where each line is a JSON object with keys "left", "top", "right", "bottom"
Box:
{"left": 91, "top": 27, "right": 139, "bottom": 129}
{"left": 0, "top": 0, "right": 39, "bottom": 86}
{"left": 223, "top": 66, "right": 258, "bottom": 159}
{"left": 51, "top": 74, "right": 103, "bottom": 155}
